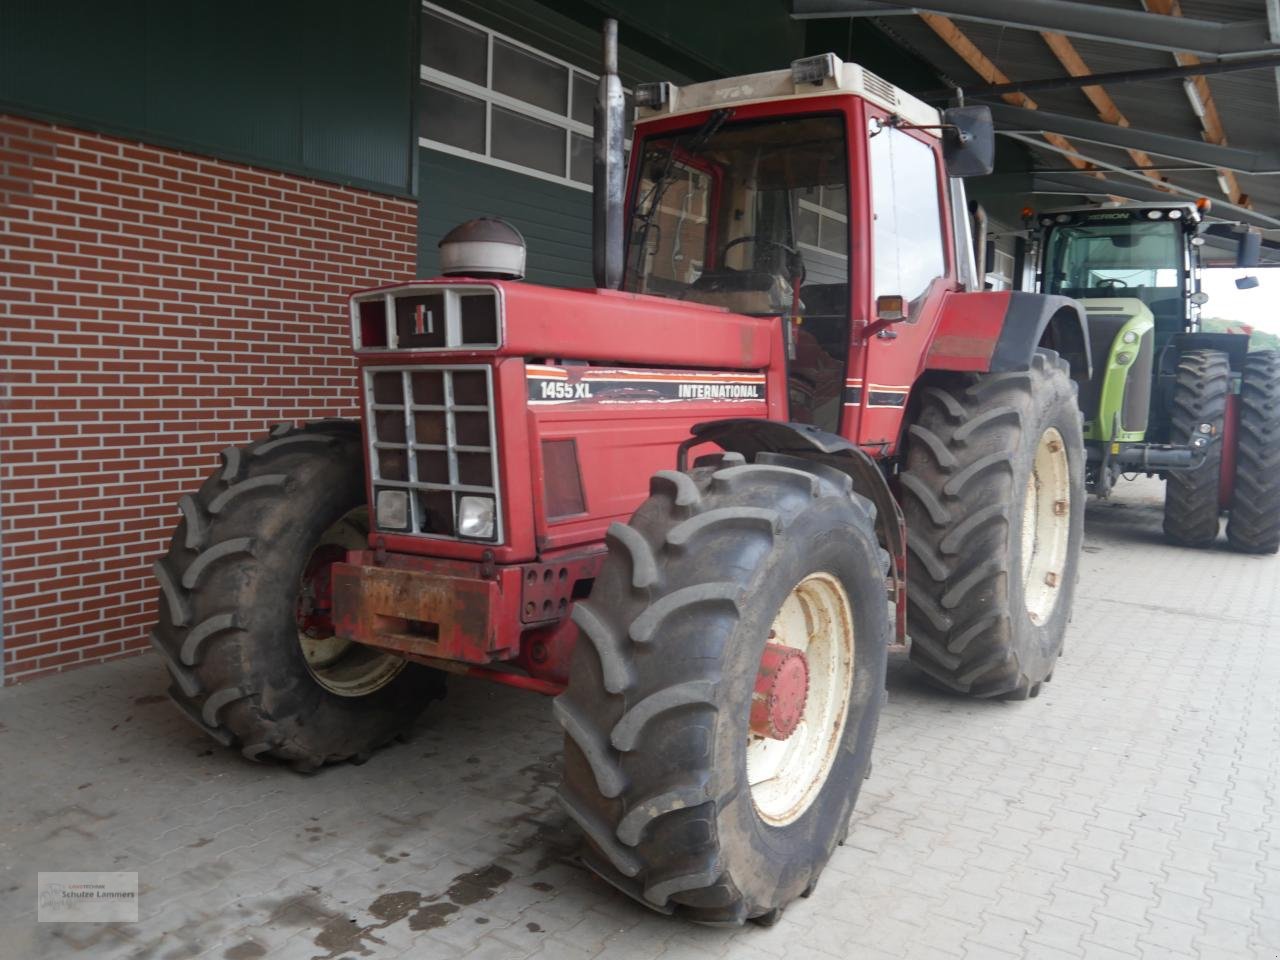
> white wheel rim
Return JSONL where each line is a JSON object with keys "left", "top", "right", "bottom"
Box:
{"left": 297, "top": 507, "right": 407, "bottom": 697}
{"left": 1021, "top": 427, "right": 1072, "bottom": 623}
{"left": 747, "top": 573, "right": 856, "bottom": 827}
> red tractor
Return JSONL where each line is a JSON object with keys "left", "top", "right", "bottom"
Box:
{"left": 152, "top": 26, "right": 1091, "bottom": 924}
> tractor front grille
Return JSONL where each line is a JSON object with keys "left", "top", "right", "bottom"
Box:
{"left": 364, "top": 364, "right": 502, "bottom": 542}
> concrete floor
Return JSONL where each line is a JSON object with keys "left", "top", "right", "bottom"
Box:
{"left": 1, "top": 477, "right": 1278, "bottom": 960}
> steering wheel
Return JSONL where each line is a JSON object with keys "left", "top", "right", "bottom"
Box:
{"left": 719, "top": 235, "right": 806, "bottom": 287}
{"left": 720, "top": 234, "right": 798, "bottom": 263}
{"left": 1096, "top": 277, "right": 1129, "bottom": 288}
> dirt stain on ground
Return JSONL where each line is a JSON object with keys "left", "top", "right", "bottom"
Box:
{"left": 135, "top": 694, "right": 167, "bottom": 705}
{"left": 444, "top": 864, "right": 512, "bottom": 906}
{"left": 260, "top": 893, "right": 384, "bottom": 960}
{"left": 254, "top": 860, "right": 515, "bottom": 957}
{"left": 223, "top": 943, "right": 266, "bottom": 960}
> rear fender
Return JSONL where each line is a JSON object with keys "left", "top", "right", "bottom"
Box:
{"left": 926, "top": 291, "right": 1092, "bottom": 382}
{"left": 676, "top": 419, "right": 907, "bottom": 647}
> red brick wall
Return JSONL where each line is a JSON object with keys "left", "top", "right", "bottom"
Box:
{"left": 0, "top": 115, "right": 418, "bottom": 684}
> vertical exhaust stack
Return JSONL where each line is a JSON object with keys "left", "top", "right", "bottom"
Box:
{"left": 593, "top": 19, "right": 626, "bottom": 290}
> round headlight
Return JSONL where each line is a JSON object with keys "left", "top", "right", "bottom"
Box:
{"left": 1147, "top": 210, "right": 1163, "bottom": 219}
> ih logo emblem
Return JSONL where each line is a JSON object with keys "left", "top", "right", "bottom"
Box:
{"left": 414, "top": 304, "right": 433, "bottom": 336}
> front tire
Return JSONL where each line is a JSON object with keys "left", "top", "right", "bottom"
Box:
{"left": 557, "top": 455, "right": 888, "bottom": 924}
{"left": 1227, "top": 350, "right": 1280, "bottom": 554}
{"left": 900, "top": 350, "right": 1085, "bottom": 699}
{"left": 1163, "top": 349, "right": 1231, "bottom": 547}
{"left": 151, "top": 421, "right": 445, "bottom": 770}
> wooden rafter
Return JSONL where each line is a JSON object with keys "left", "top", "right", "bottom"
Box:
{"left": 1037, "top": 31, "right": 1169, "bottom": 186}
{"left": 1143, "top": 0, "right": 1251, "bottom": 207}
{"left": 918, "top": 13, "right": 1097, "bottom": 173}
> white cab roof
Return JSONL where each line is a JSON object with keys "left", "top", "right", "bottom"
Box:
{"left": 637, "top": 54, "right": 941, "bottom": 133}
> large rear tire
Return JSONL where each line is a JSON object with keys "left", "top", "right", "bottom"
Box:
{"left": 556, "top": 455, "right": 888, "bottom": 924}
{"left": 1163, "top": 349, "right": 1231, "bottom": 547}
{"left": 1227, "top": 350, "right": 1280, "bottom": 554}
{"left": 150, "top": 421, "right": 445, "bottom": 770}
{"left": 900, "top": 350, "right": 1084, "bottom": 699}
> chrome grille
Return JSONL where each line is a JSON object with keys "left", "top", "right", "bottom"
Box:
{"left": 364, "top": 365, "right": 502, "bottom": 542}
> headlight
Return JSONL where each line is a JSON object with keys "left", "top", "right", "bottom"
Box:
{"left": 457, "top": 495, "right": 495, "bottom": 540}
{"left": 376, "top": 489, "right": 409, "bottom": 530}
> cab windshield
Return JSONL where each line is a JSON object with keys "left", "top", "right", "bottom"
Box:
{"left": 623, "top": 114, "right": 851, "bottom": 430}
{"left": 624, "top": 114, "right": 849, "bottom": 318}
{"left": 1043, "top": 219, "right": 1186, "bottom": 305}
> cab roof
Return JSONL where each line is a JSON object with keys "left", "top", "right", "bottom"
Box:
{"left": 636, "top": 53, "right": 940, "bottom": 132}
{"left": 1040, "top": 201, "right": 1203, "bottom": 224}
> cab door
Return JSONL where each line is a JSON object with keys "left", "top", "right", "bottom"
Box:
{"left": 855, "top": 108, "right": 957, "bottom": 453}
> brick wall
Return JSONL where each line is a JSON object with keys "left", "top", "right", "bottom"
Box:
{"left": 0, "top": 115, "right": 419, "bottom": 684}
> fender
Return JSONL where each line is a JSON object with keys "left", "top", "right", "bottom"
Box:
{"left": 676, "top": 418, "right": 908, "bottom": 648}
{"left": 926, "top": 291, "right": 1092, "bottom": 382}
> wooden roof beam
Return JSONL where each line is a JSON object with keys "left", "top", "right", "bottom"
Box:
{"left": 918, "top": 12, "right": 1097, "bottom": 174}
{"left": 1037, "top": 31, "right": 1169, "bottom": 187}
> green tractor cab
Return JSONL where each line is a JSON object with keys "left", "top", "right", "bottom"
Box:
{"left": 1031, "top": 202, "right": 1280, "bottom": 552}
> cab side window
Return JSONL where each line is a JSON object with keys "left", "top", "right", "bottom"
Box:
{"left": 870, "top": 125, "right": 946, "bottom": 311}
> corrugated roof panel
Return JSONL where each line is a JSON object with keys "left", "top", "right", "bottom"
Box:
{"left": 855, "top": 4, "right": 1280, "bottom": 234}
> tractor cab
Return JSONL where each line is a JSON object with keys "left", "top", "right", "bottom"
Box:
{"left": 620, "top": 54, "right": 1000, "bottom": 439}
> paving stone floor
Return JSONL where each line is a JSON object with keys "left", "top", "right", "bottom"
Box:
{"left": 1, "top": 477, "right": 1277, "bottom": 959}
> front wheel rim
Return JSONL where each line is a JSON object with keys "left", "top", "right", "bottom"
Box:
{"left": 1021, "top": 427, "right": 1072, "bottom": 623}
{"left": 296, "top": 507, "right": 407, "bottom": 697}
{"left": 747, "top": 572, "right": 856, "bottom": 827}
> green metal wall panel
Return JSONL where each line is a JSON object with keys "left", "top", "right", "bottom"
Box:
{"left": 436, "top": 0, "right": 695, "bottom": 87}
{"left": 592, "top": 0, "right": 806, "bottom": 77}
{"left": 418, "top": 150, "right": 593, "bottom": 288}
{"left": 0, "top": 0, "right": 417, "bottom": 197}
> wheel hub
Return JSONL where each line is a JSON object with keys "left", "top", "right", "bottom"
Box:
{"left": 750, "top": 641, "right": 809, "bottom": 741}
{"left": 747, "top": 572, "right": 855, "bottom": 827}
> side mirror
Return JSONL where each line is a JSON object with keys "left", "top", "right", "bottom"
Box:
{"left": 1190, "top": 291, "right": 1210, "bottom": 306}
{"left": 1237, "top": 230, "right": 1261, "bottom": 268}
{"left": 1236, "top": 275, "right": 1260, "bottom": 290}
{"left": 941, "top": 105, "right": 995, "bottom": 178}
{"left": 984, "top": 237, "right": 997, "bottom": 275}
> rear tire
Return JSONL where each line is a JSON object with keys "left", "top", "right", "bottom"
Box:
{"left": 557, "top": 455, "right": 888, "bottom": 924}
{"left": 150, "top": 421, "right": 445, "bottom": 769}
{"left": 1227, "top": 350, "right": 1280, "bottom": 554}
{"left": 1163, "top": 349, "right": 1230, "bottom": 547}
{"left": 900, "top": 350, "right": 1084, "bottom": 698}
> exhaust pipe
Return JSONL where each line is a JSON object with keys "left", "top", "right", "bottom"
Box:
{"left": 593, "top": 19, "right": 626, "bottom": 290}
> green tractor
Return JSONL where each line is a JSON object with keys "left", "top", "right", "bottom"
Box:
{"left": 1030, "top": 202, "right": 1280, "bottom": 553}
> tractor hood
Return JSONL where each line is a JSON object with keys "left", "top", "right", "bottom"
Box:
{"left": 347, "top": 278, "right": 779, "bottom": 370}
